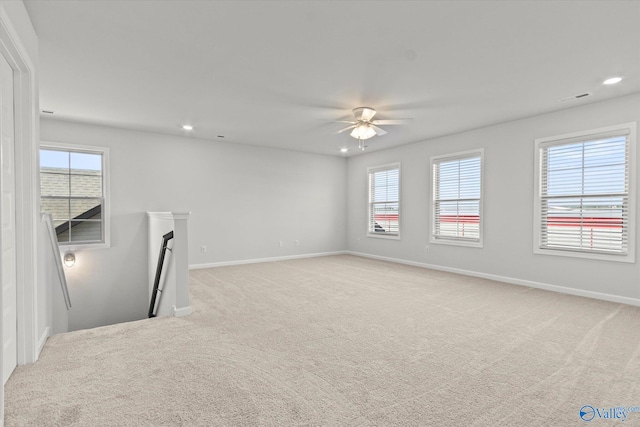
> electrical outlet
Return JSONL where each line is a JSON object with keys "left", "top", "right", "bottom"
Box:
{"left": 294, "top": 240, "right": 299, "bottom": 246}
{"left": 279, "top": 240, "right": 284, "bottom": 247}
{"left": 424, "top": 245, "right": 430, "bottom": 253}
{"left": 200, "top": 245, "right": 207, "bottom": 253}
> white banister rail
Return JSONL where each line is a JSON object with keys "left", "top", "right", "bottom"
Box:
{"left": 42, "top": 213, "right": 71, "bottom": 310}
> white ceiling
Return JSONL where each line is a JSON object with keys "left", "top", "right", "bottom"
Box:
{"left": 25, "top": 0, "right": 640, "bottom": 157}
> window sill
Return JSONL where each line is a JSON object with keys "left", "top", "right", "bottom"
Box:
{"left": 533, "top": 247, "right": 634, "bottom": 263}
{"left": 58, "top": 241, "right": 110, "bottom": 251}
{"left": 430, "top": 237, "right": 483, "bottom": 248}
{"left": 368, "top": 233, "right": 401, "bottom": 240}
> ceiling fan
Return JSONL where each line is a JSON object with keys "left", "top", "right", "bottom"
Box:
{"left": 335, "top": 107, "right": 412, "bottom": 150}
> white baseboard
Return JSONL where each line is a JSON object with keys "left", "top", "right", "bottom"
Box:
{"left": 36, "top": 327, "right": 51, "bottom": 359}
{"left": 347, "top": 251, "right": 640, "bottom": 307}
{"left": 189, "top": 251, "right": 347, "bottom": 270}
{"left": 173, "top": 306, "right": 192, "bottom": 317}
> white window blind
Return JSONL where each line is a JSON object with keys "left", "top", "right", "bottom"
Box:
{"left": 539, "top": 130, "right": 630, "bottom": 255}
{"left": 432, "top": 152, "right": 482, "bottom": 245}
{"left": 368, "top": 163, "right": 400, "bottom": 237}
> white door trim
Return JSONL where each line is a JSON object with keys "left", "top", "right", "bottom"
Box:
{"left": 1, "top": 47, "right": 17, "bottom": 385}
{"left": 0, "top": 6, "right": 39, "bottom": 367}
{"left": 0, "top": 6, "right": 39, "bottom": 424}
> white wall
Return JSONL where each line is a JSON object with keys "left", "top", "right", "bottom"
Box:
{"left": 347, "top": 93, "right": 640, "bottom": 302}
{"left": 40, "top": 118, "right": 347, "bottom": 331}
{"left": 40, "top": 92, "right": 640, "bottom": 331}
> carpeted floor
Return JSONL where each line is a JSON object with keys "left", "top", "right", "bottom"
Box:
{"left": 5, "top": 255, "right": 640, "bottom": 426}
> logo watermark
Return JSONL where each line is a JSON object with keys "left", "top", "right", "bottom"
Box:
{"left": 579, "top": 405, "right": 640, "bottom": 422}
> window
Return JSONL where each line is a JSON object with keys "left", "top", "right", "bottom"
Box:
{"left": 431, "top": 150, "right": 483, "bottom": 247}
{"left": 534, "top": 123, "right": 636, "bottom": 262}
{"left": 368, "top": 163, "right": 400, "bottom": 238}
{"left": 40, "top": 142, "right": 110, "bottom": 248}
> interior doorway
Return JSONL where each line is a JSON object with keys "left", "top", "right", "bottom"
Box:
{"left": 1, "top": 48, "right": 17, "bottom": 385}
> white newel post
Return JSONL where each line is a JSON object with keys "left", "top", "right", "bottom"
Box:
{"left": 147, "top": 212, "right": 192, "bottom": 318}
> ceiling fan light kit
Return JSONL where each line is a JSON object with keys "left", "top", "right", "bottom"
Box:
{"left": 335, "top": 106, "right": 413, "bottom": 151}
{"left": 350, "top": 124, "right": 376, "bottom": 140}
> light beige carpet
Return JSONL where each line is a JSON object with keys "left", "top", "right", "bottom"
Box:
{"left": 5, "top": 255, "right": 640, "bottom": 426}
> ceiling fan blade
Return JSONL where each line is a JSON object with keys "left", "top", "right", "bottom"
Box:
{"left": 353, "top": 106, "right": 376, "bottom": 122}
{"left": 371, "top": 125, "right": 387, "bottom": 136}
{"left": 360, "top": 107, "right": 377, "bottom": 122}
{"left": 371, "top": 118, "right": 413, "bottom": 125}
{"left": 334, "top": 124, "right": 357, "bottom": 134}
{"left": 334, "top": 120, "right": 357, "bottom": 124}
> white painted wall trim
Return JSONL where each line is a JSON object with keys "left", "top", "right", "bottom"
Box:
{"left": 36, "top": 327, "right": 49, "bottom": 356}
{"left": 172, "top": 306, "right": 192, "bottom": 317}
{"left": 347, "top": 251, "right": 640, "bottom": 307}
{"left": 0, "top": 1, "right": 39, "bottom": 367}
{"left": 0, "top": 3, "right": 39, "bottom": 423}
{"left": 189, "top": 251, "right": 347, "bottom": 270}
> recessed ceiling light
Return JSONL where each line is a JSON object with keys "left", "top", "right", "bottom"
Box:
{"left": 603, "top": 77, "right": 623, "bottom": 85}
{"left": 182, "top": 125, "right": 193, "bottom": 131}
{"left": 340, "top": 148, "right": 348, "bottom": 153}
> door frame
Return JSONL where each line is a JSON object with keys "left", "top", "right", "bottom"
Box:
{"left": 1, "top": 44, "right": 18, "bottom": 386}
{"left": 0, "top": 7, "right": 40, "bottom": 368}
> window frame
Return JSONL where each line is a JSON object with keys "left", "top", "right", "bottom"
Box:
{"left": 430, "top": 149, "right": 484, "bottom": 248}
{"left": 367, "top": 162, "right": 401, "bottom": 240}
{"left": 533, "top": 122, "right": 636, "bottom": 263}
{"left": 39, "top": 141, "right": 111, "bottom": 250}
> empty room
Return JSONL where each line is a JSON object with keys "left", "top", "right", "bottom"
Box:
{"left": 1, "top": 0, "right": 640, "bottom": 425}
